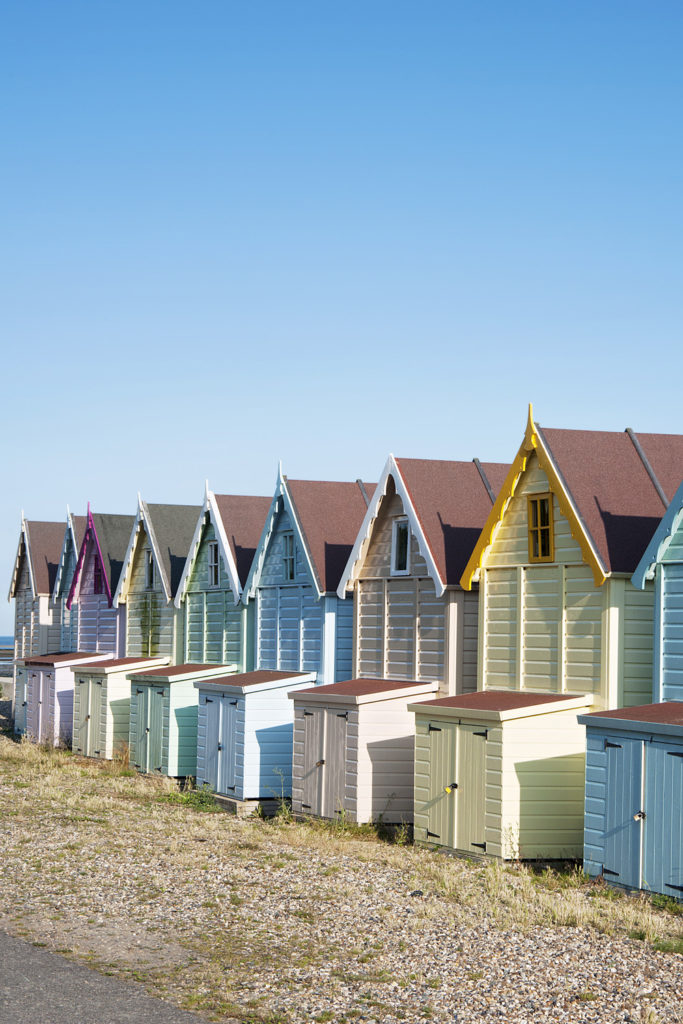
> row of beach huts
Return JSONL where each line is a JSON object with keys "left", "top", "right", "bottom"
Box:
{"left": 8, "top": 407, "right": 683, "bottom": 898}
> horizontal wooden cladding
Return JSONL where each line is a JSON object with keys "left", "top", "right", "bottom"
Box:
{"left": 482, "top": 564, "right": 603, "bottom": 695}
{"left": 356, "top": 576, "right": 445, "bottom": 684}
{"left": 661, "top": 565, "right": 683, "bottom": 700}
{"left": 359, "top": 487, "right": 429, "bottom": 580}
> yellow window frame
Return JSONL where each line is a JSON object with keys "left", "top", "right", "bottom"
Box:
{"left": 527, "top": 493, "right": 554, "bottom": 563}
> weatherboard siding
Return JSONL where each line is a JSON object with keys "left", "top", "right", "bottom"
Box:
{"left": 621, "top": 582, "right": 655, "bottom": 707}
{"left": 184, "top": 520, "right": 244, "bottom": 670}
{"left": 660, "top": 564, "right": 683, "bottom": 700}
{"left": 126, "top": 529, "right": 179, "bottom": 660}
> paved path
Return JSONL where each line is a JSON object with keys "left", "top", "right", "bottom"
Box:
{"left": 0, "top": 931, "right": 209, "bottom": 1024}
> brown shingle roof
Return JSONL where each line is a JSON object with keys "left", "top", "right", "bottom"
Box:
{"left": 583, "top": 702, "right": 683, "bottom": 726}
{"left": 286, "top": 479, "right": 374, "bottom": 592}
{"left": 540, "top": 427, "right": 683, "bottom": 573}
{"left": 25, "top": 521, "right": 65, "bottom": 595}
{"left": 416, "top": 692, "right": 579, "bottom": 712}
{"left": 213, "top": 495, "right": 271, "bottom": 587}
{"left": 293, "top": 677, "right": 432, "bottom": 698}
{"left": 395, "top": 459, "right": 509, "bottom": 584}
{"left": 145, "top": 504, "right": 202, "bottom": 597}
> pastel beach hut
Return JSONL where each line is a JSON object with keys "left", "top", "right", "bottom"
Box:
{"left": 51, "top": 510, "right": 87, "bottom": 653}
{"left": 460, "top": 406, "right": 683, "bottom": 711}
{"left": 22, "top": 650, "right": 113, "bottom": 746}
{"left": 113, "top": 499, "right": 201, "bottom": 662}
{"left": 174, "top": 487, "right": 271, "bottom": 670}
{"left": 8, "top": 517, "right": 64, "bottom": 734}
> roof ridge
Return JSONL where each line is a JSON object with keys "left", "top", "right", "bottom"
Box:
{"left": 625, "top": 427, "right": 669, "bottom": 509}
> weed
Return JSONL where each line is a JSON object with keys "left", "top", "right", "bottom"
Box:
{"left": 577, "top": 990, "right": 597, "bottom": 1002}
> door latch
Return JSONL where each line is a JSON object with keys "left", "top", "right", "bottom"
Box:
{"left": 633, "top": 810, "right": 646, "bottom": 821}
{"left": 444, "top": 782, "right": 458, "bottom": 794}
{"left": 316, "top": 759, "right": 325, "bottom": 767}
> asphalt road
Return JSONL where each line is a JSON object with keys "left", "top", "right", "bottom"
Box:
{"left": 0, "top": 931, "right": 209, "bottom": 1024}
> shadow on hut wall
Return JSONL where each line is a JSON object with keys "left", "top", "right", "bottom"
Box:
{"left": 255, "top": 721, "right": 295, "bottom": 798}
{"left": 366, "top": 733, "right": 415, "bottom": 824}
{"left": 514, "top": 752, "right": 585, "bottom": 861}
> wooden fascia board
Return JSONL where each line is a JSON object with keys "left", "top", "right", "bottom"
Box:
{"left": 66, "top": 513, "right": 93, "bottom": 609}
{"left": 281, "top": 476, "right": 323, "bottom": 598}
{"left": 460, "top": 411, "right": 606, "bottom": 590}
{"left": 242, "top": 476, "right": 282, "bottom": 603}
{"left": 335, "top": 454, "right": 445, "bottom": 599}
{"left": 196, "top": 671, "right": 317, "bottom": 696}
{"left": 112, "top": 503, "right": 145, "bottom": 607}
{"left": 208, "top": 492, "right": 242, "bottom": 605}
{"left": 174, "top": 496, "right": 210, "bottom": 609}
{"left": 409, "top": 694, "right": 594, "bottom": 721}
{"left": 52, "top": 516, "right": 74, "bottom": 602}
{"left": 88, "top": 512, "right": 114, "bottom": 607}
{"left": 139, "top": 501, "right": 172, "bottom": 602}
{"left": 8, "top": 524, "right": 29, "bottom": 601}
{"left": 336, "top": 455, "right": 393, "bottom": 598}
{"left": 632, "top": 481, "right": 683, "bottom": 589}
{"left": 293, "top": 681, "right": 439, "bottom": 707}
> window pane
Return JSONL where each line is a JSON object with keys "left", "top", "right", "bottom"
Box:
{"left": 395, "top": 522, "right": 408, "bottom": 571}
{"left": 540, "top": 530, "right": 550, "bottom": 557}
{"left": 530, "top": 500, "right": 539, "bottom": 528}
{"left": 539, "top": 498, "right": 550, "bottom": 527}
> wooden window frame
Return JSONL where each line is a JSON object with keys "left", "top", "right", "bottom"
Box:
{"left": 283, "top": 532, "right": 295, "bottom": 581}
{"left": 208, "top": 540, "right": 219, "bottom": 588}
{"left": 527, "top": 494, "right": 554, "bottom": 563}
{"left": 144, "top": 548, "right": 156, "bottom": 591}
{"left": 391, "top": 518, "right": 410, "bottom": 575}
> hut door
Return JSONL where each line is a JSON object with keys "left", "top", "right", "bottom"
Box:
{"left": 454, "top": 724, "right": 487, "bottom": 854}
{"left": 202, "top": 695, "right": 220, "bottom": 791}
{"left": 323, "top": 710, "right": 348, "bottom": 818}
{"left": 14, "top": 667, "right": 27, "bottom": 734}
{"left": 26, "top": 670, "right": 41, "bottom": 740}
{"left": 604, "top": 737, "right": 643, "bottom": 890}
{"left": 643, "top": 742, "right": 683, "bottom": 897}
{"left": 74, "top": 678, "right": 90, "bottom": 754}
{"left": 301, "top": 708, "right": 325, "bottom": 815}
{"left": 88, "top": 679, "right": 103, "bottom": 757}
{"left": 149, "top": 688, "right": 166, "bottom": 773}
{"left": 426, "top": 721, "right": 457, "bottom": 847}
{"left": 218, "top": 697, "right": 238, "bottom": 795}
{"left": 132, "top": 686, "right": 150, "bottom": 772}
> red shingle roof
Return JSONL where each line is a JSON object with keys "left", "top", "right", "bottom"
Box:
{"left": 540, "top": 427, "right": 683, "bottom": 573}
{"left": 213, "top": 495, "right": 271, "bottom": 587}
{"left": 286, "top": 479, "right": 374, "bottom": 592}
{"left": 395, "top": 459, "right": 509, "bottom": 584}
{"left": 416, "top": 691, "right": 579, "bottom": 712}
{"left": 584, "top": 702, "right": 683, "bottom": 726}
{"left": 24, "top": 521, "right": 66, "bottom": 595}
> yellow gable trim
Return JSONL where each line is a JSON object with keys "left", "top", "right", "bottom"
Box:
{"left": 460, "top": 406, "right": 607, "bottom": 590}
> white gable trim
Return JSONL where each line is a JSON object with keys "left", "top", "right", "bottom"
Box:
{"left": 336, "top": 454, "right": 445, "bottom": 599}
{"left": 242, "top": 467, "right": 322, "bottom": 602}
{"left": 113, "top": 498, "right": 170, "bottom": 606}
{"left": 632, "top": 478, "right": 683, "bottom": 589}
{"left": 174, "top": 489, "right": 242, "bottom": 608}
{"left": 52, "top": 510, "right": 77, "bottom": 602}
{"left": 8, "top": 515, "right": 35, "bottom": 601}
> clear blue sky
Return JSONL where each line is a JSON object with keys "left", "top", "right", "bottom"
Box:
{"left": 3, "top": 1, "right": 683, "bottom": 632}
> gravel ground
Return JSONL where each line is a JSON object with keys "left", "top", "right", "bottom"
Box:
{"left": 0, "top": 727, "right": 681, "bottom": 1022}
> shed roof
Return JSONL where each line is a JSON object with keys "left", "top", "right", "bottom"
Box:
{"left": 294, "top": 677, "right": 431, "bottom": 698}
{"left": 213, "top": 494, "right": 271, "bottom": 587}
{"left": 582, "top": 702, "right": 683, "bottom": 726}
{"left": 461, "top": 407, "right": 683, "bottom": 589}
{"left": 285, "top": 479, "right": 374, "bottom": 593}
{"left": 414, "top": 692, "right": 580, "bottom": 712}
{"left": 128, "top": 662, "right": 223, "bottom": 679}
{"left": 197, "top": 670, "right": 314, "bottom": 690}
{"left": 22, "top": 652, "right": 112, "bottom": 666}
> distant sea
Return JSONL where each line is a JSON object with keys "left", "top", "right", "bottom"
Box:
{"left": 0, "top": 636, "right": 12, "bottom": 647}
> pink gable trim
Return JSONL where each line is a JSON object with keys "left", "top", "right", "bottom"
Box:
{"left": 66, "top": 506, "right": 113, "bottom": 609}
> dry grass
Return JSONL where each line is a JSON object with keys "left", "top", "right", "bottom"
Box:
{"left": 1, "top": 734, "right": 682, "bottom": 1023}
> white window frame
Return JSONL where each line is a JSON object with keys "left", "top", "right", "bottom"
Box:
{"left": 207, "top": 540, "right": 219, "bottom": 588}
{"left": 391, "top": 518, "right": 410, "bottom": 575}
{"left": 283, "top": 532, "right": 295, "bottom": 581}
{"left": 144, "top": 548, "right": 156, "bottom": 591}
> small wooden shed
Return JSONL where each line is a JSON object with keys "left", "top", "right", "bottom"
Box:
{"left": 580, "top": 702, "right": 683, "bottom": 897}
{"left": 410, "top": 691, "right": 594, "bottom": 859}
{"left": 290, "top": 677, "right": 439, "bottom": 823}
{"left": 195, "top": 670, "right": 316, "bottom": 802}
{"left": 72, "top": 656, "right": 170, "bottom": 759}
{"left": 128, "top": 663, "right": 229, "bottom": 776}
{"left": 22, "top": 651, "right": 113, "bottom": 746}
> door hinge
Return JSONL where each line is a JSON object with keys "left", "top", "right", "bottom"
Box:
{"left": 428, "top": 724, "right": 441, "bottom": 733}
{"left": 665, "top": 883, "right": 683, "bottom": 891}
{"left": 605, "top": 740, "right": 622, "bottom": 749}
{"left": 471, "top": 842, "right": 487, "bottom": 851}
{"left": 602, "top": 867, "right": 619, "bottom": 877}
{"left": 155, "top": 688, "right": 165, "bottom": 695}
{"left": 338, "top": 711, "right": 348, "bottom": 719}
{"left": 473, "top": 729, "right": 488, "bottom": 739}
{"left": 426, "top": 830, "right": 440, "bottom": 838}
{"left": 205, "top": 697, "right": 214, "bottom": 703}
{"left": 667, "top": 751, "right": 683, "bottom": 759}
{"left": 230, "top": 700, "right": 238, "bottom": 706}
{"left": 303, "top": 711, "right": 314, "bottom": 716}
{"left": 302, "top": 803, "right": 311, "bottom": 809}
{"left": 136, "top": 689, "right": 143, "bottom": 694}
{"left": 94, "top": 750, "right": 100, "bottom": 755}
